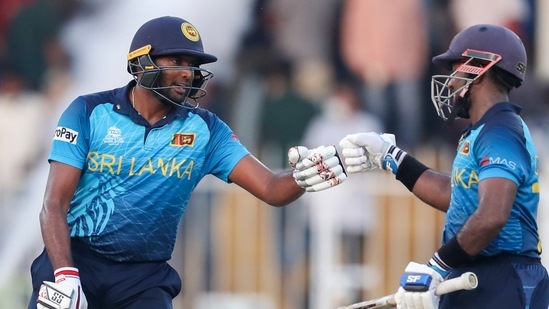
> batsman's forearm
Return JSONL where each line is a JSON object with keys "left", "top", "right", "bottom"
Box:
{"left": 40, "top": 206, "right": 74, "bottom": 270}
{"left": 265, "top": 172, "right": 305, "bottom": 206}
{"left": 412, "top": 170, "right": 451, "bottom": 212}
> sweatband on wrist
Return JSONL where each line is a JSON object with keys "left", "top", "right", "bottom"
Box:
{"left": 428, "top": 252, "right": 451, "bottom": 278}
{"left": 395, "top": 155, "right": 429, "bottom": 191}
{"left": 436, "top": 236, "right": 473, "bottom": 268}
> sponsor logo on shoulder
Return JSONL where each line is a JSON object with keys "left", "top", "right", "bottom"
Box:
{"left": 480, "top": 156, "right": 516, "bottom": 169}
{"left": 54, "top": 126, "right": 78, "bottom": 144}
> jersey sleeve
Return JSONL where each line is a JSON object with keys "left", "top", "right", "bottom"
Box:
{"left": 475, "top": 125, "right": 530, "bottom": 186}
{"left": 203, "top": 113, "right": 250, "bottom": 182}
{"left": 49, "top": 97, "right": 90, "bottom": 169}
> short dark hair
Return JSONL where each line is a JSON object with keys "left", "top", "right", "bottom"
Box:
{"left": 489, "top": 66, "right": 521, "bottom": 93}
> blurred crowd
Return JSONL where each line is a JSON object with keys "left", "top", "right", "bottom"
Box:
{"left": 0, "top": 0, "right": 79, "bottom": 212}
{"left": 1, "top": 0, "right": 549, "bottom": 308}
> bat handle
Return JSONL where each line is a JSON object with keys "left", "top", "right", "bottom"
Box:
{"left": 334, "top": 272, "right": 478, "bottom": 309}
{"left": 435, "top": 272, "right": 478, "bottom": 295}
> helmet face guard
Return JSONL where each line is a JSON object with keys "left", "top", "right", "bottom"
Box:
{"left": 431, "top": 24, "right": 526, "bottom": 122}
{"left": 128, "top": 50, "right": 213, "bottom": 108}
{"left": 127, "top": 16, "right": 217, "bottom": 108}
{"left": 431, "top": 49, "right": 501, "bottom": 122}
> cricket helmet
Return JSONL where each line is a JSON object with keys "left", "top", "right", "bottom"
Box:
{"left": 430, "top": 24, "right": 527, "bottom": 122}
{"left": 127, "top": 16, "right": 217, "bottom": 107}
{"left": 433, "top": 24, "right": 526, "bottom": 84}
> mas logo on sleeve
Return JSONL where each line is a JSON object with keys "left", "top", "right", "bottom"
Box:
{"left": 54, "top": 126, "right": 79, "bottom": 144}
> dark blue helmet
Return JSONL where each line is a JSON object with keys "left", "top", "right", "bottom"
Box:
{"left": 433, "top": 24, "right": 526, "bottom": 87}
{"left": 430, "top": 24, "right": 527, "bottom": 122}
{"left": 127, "top": 16, "right": 217, "bottom": 108}
{"left": 128, "top": 16, "right": 217, "bottom": 65}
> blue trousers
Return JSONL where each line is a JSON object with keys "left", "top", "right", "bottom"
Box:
{"left": 440, "top": 254, "right": 549, "bottom": 309}
{"left": 28, "top": 240, "right": 181, "bottom": 309}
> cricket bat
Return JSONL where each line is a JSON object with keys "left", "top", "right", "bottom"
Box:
{"left": 336, "top": 272, "right": 478, "bottom": 309}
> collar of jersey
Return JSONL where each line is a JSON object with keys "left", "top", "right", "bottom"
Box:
{"left": 465, "top": 102, "right": 522, "bottom": 133}
{"left": 477, "top": 102, "right": 521, "bottom": 124}
{"left": 116, "top": 80, "right": 191, "bottom": 125}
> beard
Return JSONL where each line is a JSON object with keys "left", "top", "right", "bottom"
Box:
{"left": 444, "top": 91, "right": 471, "bottom": 125}
{"left": 450, "top": 85, "right": 472, "bottom": 120}
{"left": 455, "top": 95, "right": 471, "bottom": 119}
{"left": 154, "top": 83, "right": 189, "bottom": 106}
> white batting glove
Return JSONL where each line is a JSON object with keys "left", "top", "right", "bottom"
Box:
{"left": 394, "top": 262, "right": 444, "bottom": 309}
{"left": 339, "top": 132, "right": 406, "bottom": 175}
{"left": 38, "top": 267, "right": 88, "bottom": 309}
{"left": 288, "top": 145, "right": 347, "bottom": 192}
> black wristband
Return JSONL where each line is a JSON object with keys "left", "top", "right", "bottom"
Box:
{"left": 395, "top": 155, "right": 429, "bottom": 191}
{"left": 437, "top": 236, "right": 474, "bottom": 268}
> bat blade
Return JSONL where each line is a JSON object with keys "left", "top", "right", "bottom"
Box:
{"left": 336, "top": 294, "right": 395, "bottom": 309}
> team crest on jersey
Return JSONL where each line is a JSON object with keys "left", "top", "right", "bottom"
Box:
{"left": 460, "top": 141, "right": 470, "bottom": 155}
{"left": 171, "top": 133, "right": 195, "bottom": 146}
{"left": 54, "top": 126, "right": 78, "bottom": 144}
{"left": 103, "top": 126, "right": 124, "bottom": 146}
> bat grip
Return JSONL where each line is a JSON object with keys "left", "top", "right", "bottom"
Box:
{"left": 435, "top": 272, "right": 478, "bottom": 295}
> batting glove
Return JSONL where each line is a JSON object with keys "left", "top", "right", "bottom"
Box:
{"left": 339, "top": 132, "right": 406, "bottom": 175}
{"left": 38, "top": 267, "right": 88, "bottom": 309}
{"left": 394, "top": 262, "right": 444, "bottom": 309}
{"left": 288, "top": 145, "right": 347, "bottom": 192}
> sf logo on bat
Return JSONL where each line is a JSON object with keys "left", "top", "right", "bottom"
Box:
{"left": 399, "top": 273, "right": 432, "bottom": 291}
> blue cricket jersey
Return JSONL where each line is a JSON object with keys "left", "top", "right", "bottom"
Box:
{"left": 49, "top": 81, "right": 250, "bottom": 262}
{"left": 444, "top": 102, "right": 542, "bottom": 258}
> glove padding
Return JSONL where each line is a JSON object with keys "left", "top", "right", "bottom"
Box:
{"left": 339, "top": 132, "right": 406, "bottom": 174}
{"left": 394, "top": 262, "right": 444, "bottom": 309}
{"left": 38, "top": 267, "right": 88, "bottom": 309}
{"left": 288, "top": 145, "right": 347, "bottom": 192}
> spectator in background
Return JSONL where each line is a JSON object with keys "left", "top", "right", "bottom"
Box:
{"left": 0, "top": 0, "right": 79, "bottom": 196}
{"left": 258, "top": 59, "right": 320, "bottom": 169}
{"left": 231, "top": 4, "right": 328, "bottom": 308}
{"left": 230, "top": 0, "right": 288, "bottom": 153}
{"left": 0, "top": 68, "right": 45, "bottom": 241}
{"left": 0, "top": 69, "right": 45, "bottom": 192}
{"left": 234, "top": 0, "right": 280, "bottom": 75}
{"left": 269, "top": 0, "right": 339, "bottom": 65}
{"left": 339, "top": 0, "right": 429, "bottom": 150}
{"left": 0, "top": 0, "right": 78, "bottom": 280}
{"left": 231, "top": 0, "right": 322, "bottom": 168}
{"left": 0, "top": 0, "right": 32, "bottom": 55}
{"left": 3, "top": 0, "right": 75, "bottom": 92}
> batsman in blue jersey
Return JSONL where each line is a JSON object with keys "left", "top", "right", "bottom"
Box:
{"left": 339, "top": 24, "right": 549, "bottom": 308}
{"left": 29, "top": 16, "right": 347, "bottom": 309}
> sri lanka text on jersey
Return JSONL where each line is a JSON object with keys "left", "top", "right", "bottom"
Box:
{"left": 87, "top": 151, "right": 194, "bottom": 179}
